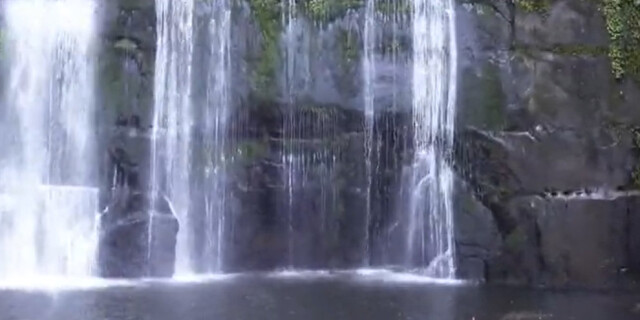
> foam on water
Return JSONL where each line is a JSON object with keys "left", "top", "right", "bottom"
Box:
{"left": 169, "top": 273, "right": 238, "bottom": 284}
{"left": 352, "top": 268, "right": 467, "bottom": 285}
{"left": 0, "top": 273, "right": 241, "bottom": 292}
{"left": 266, "top": 270, "right": 333, "bottom": 279}
{"left": 264, "top": 268, "right": 468, "bottom": 285}
{"left": 0, "top": 277, "right": 136, "bottom": 292}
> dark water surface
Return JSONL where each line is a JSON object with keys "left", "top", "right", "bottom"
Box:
{"left": 0, "top": 272, "right": 638, "bottom": 320}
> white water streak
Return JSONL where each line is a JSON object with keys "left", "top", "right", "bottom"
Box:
{"left": 203, "top": 0, "right": 232, "bottom": 272}
{"left": 0, "top": 0, "right": 98, "bottom": 280}
{"left": 407, "top": 0, "right": 457, "bottom": 278}
{"left": 363, "top": 0, "right": 376, "bottom": 267}
{"left": 153, "top": 0, "right": 195, "bottom": 275}
{"left": 282, "top": 0, "right": 297, "bottom": 268}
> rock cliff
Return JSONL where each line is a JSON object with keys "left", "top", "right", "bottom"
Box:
{"left": 90, "top": 0, "right": 640, "bottom": 287}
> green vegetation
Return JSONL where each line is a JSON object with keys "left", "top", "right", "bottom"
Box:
{"left": 338, "top": 29, "right": 360, "bottom": 66}
{"left": 302, "top": 0, "right": 406, "bottom": 22}
{"left": 459, "top": 63, "right": 506, "bottom": 131}
{"left": 303, "top": 0, "right": 362, "bottom": 21}
{"left": 376, "top": 0, "right": 410, "bottom": 15}
{"left": 602, "top": 0, "right": 640, "bottom": 81}
{"left": 511, "top": 0, "right": 640, "bottom": 81}
{"left": 236, "top": 139, "right": 269, "bottom": 162}
{"left": 515, "top": 0, "right": 551, "bottom": 13}
{"left": 548, "top": 44, "right": 609, "bottom": 56}
{"left": 514, "top": 44, "right": 608, "bottom": 58}
{"left": 248, "top": 0, "right": 281, "bottom": 99}
{"left": 505, "top": 226, "right": 527, "bottom": 252}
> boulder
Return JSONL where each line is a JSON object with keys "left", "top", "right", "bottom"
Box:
{"left": 454, "top": 178, "right": 502, "bottom": 281}
{"left": 482, "top": 193, "right": 640, "bottom": 288}
{"left": 456, "top": 127, "right": 635, "bottom": 196}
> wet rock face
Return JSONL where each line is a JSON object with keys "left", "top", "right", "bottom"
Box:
{"left": 98, "top": 121, "right": 178, "bottom": 278}
{"left": 98, "top": 0, "right": 156, "bottom": 128}
{"left": 94, "top": 0, "right": 640, "bottom": 287}
{"left": 454, "top": 178, "right": 502, "bottom": 281}
{"left": 98, "top": 189, "right": 178, "bottom": 278}
{"left": 96, "top": 0, "right": 168, "bottom": 278}
{"left": 532, "top": 195, "right": 631, "bottom": 287}
{"left": 483, "top": 194, "right": 640, "bottom": 288}
{"left": 197, "top": 106, "right": 409, "bottom": 271}
{"left": 453, "top": 126, "right": 640, "bottom": 286}
{"left": 453, "top": 0, "right": 640, "bottom": 287}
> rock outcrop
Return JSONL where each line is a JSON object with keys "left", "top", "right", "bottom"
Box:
{"left": 90, "top": 0, "right": 640, "bottom": 287}
{"left": 452, "top": 0, "right": 640, "bottom": 287}
{"left": 98, "top": 123, "right": 178, "bottom": 278}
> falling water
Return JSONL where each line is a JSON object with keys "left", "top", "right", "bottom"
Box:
{"left": 0, "top": 0, "right": 98, "bottom": 279}
{"left": 152, "top": 0, "right": 195, "bottom": 275}
{"left": 405, "top": 0, "right": 457, "bottom": 278}
{"left": 201, "top": 0, "right": 232, "bottom": 273}
{"left": 281, "top": 0, "right": 297, "bottom": 268}
{"left": 362, "top": 0, "right": 376, "bottom": 266}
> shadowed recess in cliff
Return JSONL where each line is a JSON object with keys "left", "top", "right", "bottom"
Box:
{"left": 277, "top": 0, "right": 344, "bottom": 270}
{"left": 0, "top": 0, "right": 99, "bottom": 280}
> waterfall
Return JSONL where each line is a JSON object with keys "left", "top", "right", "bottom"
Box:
{"left": 281, "top": 0, "right": 297, "bottom": 268}
{"left": 362, "top": 0, "right": 376, "bottom": 266}
{"left": 405, "top": 0, "right": 457, "bottom": 278}
{"left": 201, "top": 0, "right": 232, "bottom": 273}
{"left": 152, "top": 0, "right": 195, "bottom": 275}
{"left": 0, "top": 0, "right": 98, "bottom": 279}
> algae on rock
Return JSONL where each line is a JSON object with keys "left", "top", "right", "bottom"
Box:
{"left": 602, "top": 0, "right": 640, "bottom": 81}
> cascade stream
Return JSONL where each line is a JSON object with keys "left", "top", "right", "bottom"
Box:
{"left": 0, "top": 0, "right": 98, "bottom": 280}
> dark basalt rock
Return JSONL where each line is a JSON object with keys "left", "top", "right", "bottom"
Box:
{"left": 88, "top": 0, "right": 640, "bottom": 289}
{"left": 488, "top": 194, "right": 640, "bottom": 288}
{"left": 98, "top": 121, "right": 178, "bottom": 278}
{"left": 454, "top": 178, "right": 502, "bottom": 282}
{"left": 98, "top": 190, "right": 178, "bottom": 278}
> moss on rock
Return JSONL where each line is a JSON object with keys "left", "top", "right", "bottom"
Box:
{"left": 602, "top": 0, "right": 640, "bottom": 81}
{"left": 236, "top": 139, "right": 270, "bottom": 163}
{"left": 338, "top": 28, "right": 360, "bottom": 68}
{"left": 516, "top": 0, "right": 551, "bottom": 13}
{"left": 504, "top": 226, "right": 527, "bottom": 253}
{"left": 248, "top": 0, "right": 281, "bottom": 100}
{"left": 302, "top": 0, "right": 362, "bottom": 22}
{"left": 459, "top": 63, "right": 507, "bottom": 131}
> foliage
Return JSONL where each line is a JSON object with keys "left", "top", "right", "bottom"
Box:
{"left": 602, "top": 0, "right": 640, "bottom": 81}
{"left": 338, "top": 29, "right": 360, "bottom": 66}
{"left": 236, "top": 139, "right": 269, "bottom": 162}
{"left": 505, "top": 226, "right": 527, "bottom": 252}
{"left": 515, "top": 0, "right": 550, "bottom": 13}
{"left": 548, "top": 44, "right": 609, "bottom": 56}
{"left": 248, "top": 0, "right": 281, "bottom": 99}
{"left": 376, "top": 0, "right": 410, "bottom": 15}
{"left": 303, "top": 0, "right": 362, "bottom": 22}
